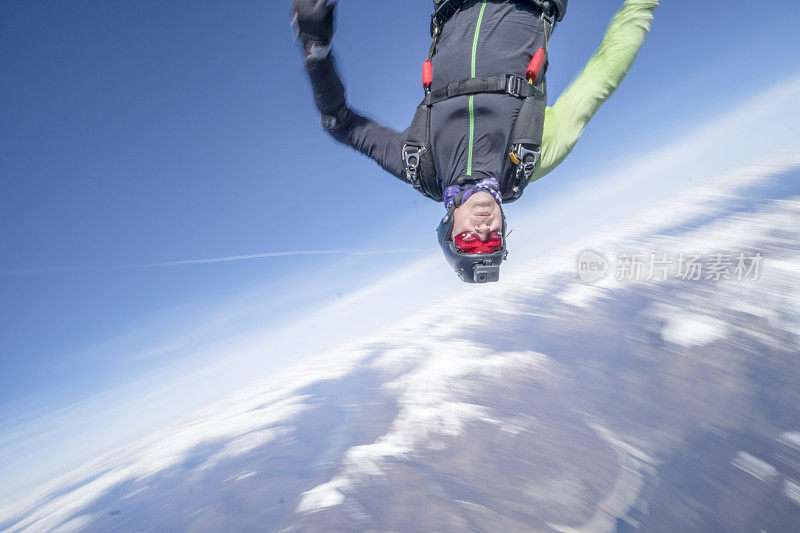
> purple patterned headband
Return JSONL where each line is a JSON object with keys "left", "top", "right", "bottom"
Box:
{"left": 443, "top": 177, "right": 503, "bottom": 210}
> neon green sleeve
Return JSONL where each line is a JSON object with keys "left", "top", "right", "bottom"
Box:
{"left": 530, "top": 0, "right": 659, "bottom": 182}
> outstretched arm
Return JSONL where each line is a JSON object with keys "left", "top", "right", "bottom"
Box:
{"left": 530, "top": 0, "right": 658, "bottom": 182}
{"left": 304, "top": 50, "right": 408, "bottom": 181}
{"left": 293, "top": 0, "right": 408, "bottom": 182}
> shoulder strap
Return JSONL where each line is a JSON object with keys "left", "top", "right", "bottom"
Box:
{"left": 431, "top": 0, "right": 465, "bottom": 35}
{"left": 432, "top": 0, "right": 560, "bottom": 35}
{"left": 510, "top": 79, "right": 547, "bottom": 147}
{"left": 501, "top": 12, "right": 555, "bottom": 201}
{"left": 501, "top": 76, "right": 547, "bottom": 202}
{"left": 403, "top": 103, "right": 442, "bottom": 201}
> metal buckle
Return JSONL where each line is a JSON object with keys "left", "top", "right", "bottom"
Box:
{"left": 506, "top": 76, "right": 524, "bottom": 98}
{"left": 402, "top": 145, "right": 423, "bottom": 186}
{"left": 512, "top": 143, "right": 540, "bottom": 194}
{"left": 515, "top": 144, "right": 540, "bottom": 172}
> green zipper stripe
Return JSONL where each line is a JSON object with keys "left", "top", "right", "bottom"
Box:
{"left": 467, "top": 96, "right": 475, "bottom": 174}
{"left": 466, "top": 0, "right": 487, "bottom": 176}
{"left": 470, "top": 1, "right": 486, "bottom": 78}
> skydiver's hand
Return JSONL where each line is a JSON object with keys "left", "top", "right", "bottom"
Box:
{"left": 291, "top": 0, "right": 337, "bottom": 47}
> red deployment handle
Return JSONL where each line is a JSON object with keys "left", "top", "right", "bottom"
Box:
{"left": 422, "top": 59, "right": 433, "bottom": 91}
{"left": 424, "top": 47, "right": 542, "bottom": 90}
{"left": 526, "top": 47, "right": 546, "bottom": 83}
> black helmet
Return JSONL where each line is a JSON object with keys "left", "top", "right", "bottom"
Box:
{"left": 437, "top": 206, "right": 508, "bottom": 283}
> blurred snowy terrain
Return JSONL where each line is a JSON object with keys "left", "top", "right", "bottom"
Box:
{"left": 3, "top": 151, "right": 800, "bottom": 532}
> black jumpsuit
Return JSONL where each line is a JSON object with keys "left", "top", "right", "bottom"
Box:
{"left": 304, "top": 0, "right": 566, "bottom": 199}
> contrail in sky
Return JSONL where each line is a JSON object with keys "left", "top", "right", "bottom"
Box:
{"left": 0, "top": 249, "right": 424, "bottom": 276}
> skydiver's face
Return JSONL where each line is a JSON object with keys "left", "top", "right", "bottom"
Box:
{"left": 451, "top": 191, "right": 503, "bottom": 242}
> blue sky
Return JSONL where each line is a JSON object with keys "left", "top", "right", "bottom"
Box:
{"left": 2, "top": 0, "right": 800, "bottom": 503}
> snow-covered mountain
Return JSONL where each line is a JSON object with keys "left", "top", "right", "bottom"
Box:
{"left": 3, "top": 152, "right": 800, "bottom": 532}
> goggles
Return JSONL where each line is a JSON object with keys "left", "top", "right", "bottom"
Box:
{"left": 454, "top": 231, "right": 503, "bottom": 254}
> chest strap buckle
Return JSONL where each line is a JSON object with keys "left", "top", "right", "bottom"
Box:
{"left": 506, "top": 75, "right": 526, "bottom": 98}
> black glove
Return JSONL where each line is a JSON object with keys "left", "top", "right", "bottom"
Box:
{"left": 291, "top": 0, "right": 337, "bottom": 47}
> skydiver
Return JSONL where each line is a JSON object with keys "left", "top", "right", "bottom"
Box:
{"left": 292, "top": 0, "right": 658, "bottom": 283}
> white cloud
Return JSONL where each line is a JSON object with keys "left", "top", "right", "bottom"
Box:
{"left": 731, "top": 451, "right": 779, "bottom": 483}
{"left": 658, "top": 310, "right": 728, "bottom": 348}
{"left": 296, "top": 344, "right": 546, "bottom": 514}
{"left": 785, "top": 479, "right": 800, "bottom": 507}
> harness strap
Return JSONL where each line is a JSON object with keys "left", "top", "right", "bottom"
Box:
{"left": 432, "top": 0, "right": 560, "bottom": 35}
{"left": 502, "top": 14, "right": 554, "bottom": 202}
{"left": 403, "top": 103, "right": 440, "bottom": 200}
{"left": 424, "top": 74, "right": 542, "bottom": 106}
{"left": 405, "top": 1, "right": 554, "bottom": 203}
